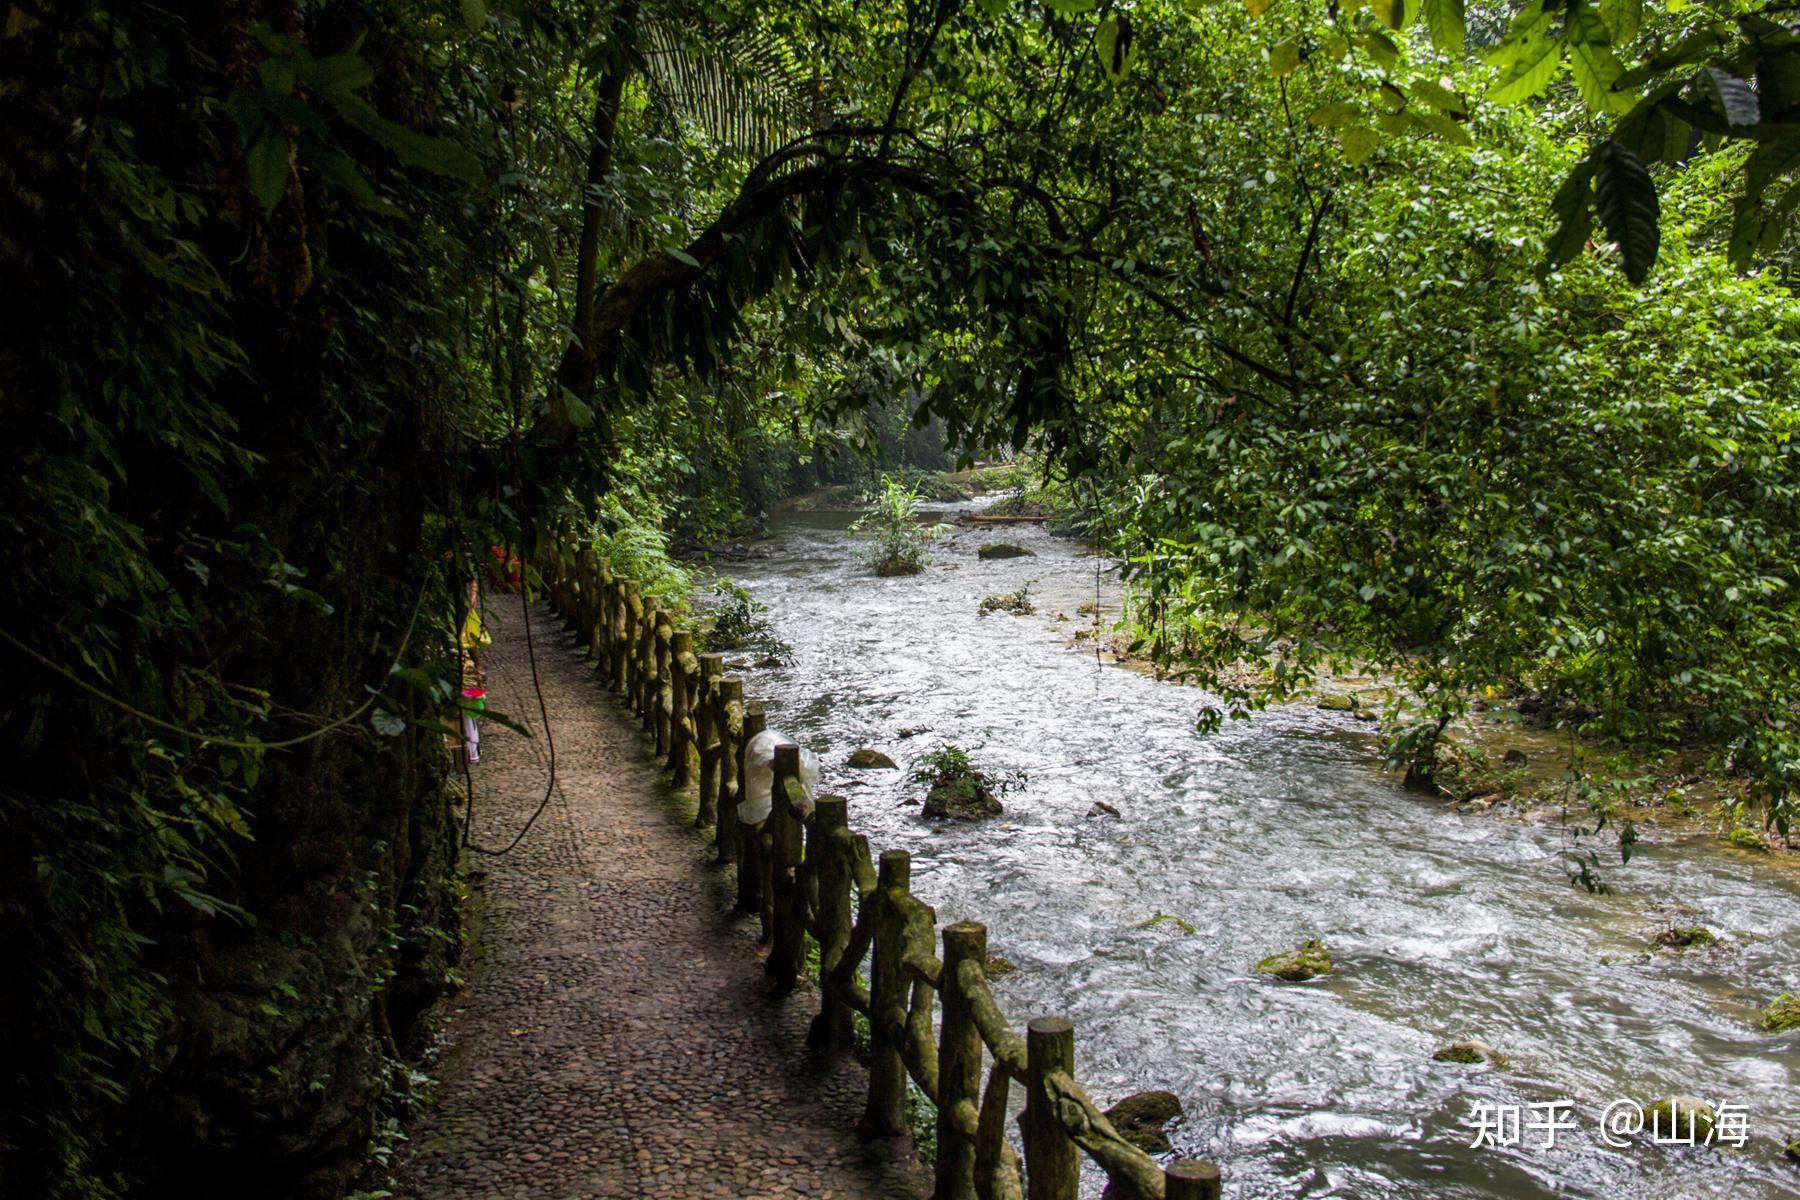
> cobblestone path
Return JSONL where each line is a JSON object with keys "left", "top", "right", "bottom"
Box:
{"left": 398, "top": 600, "right": 927, "bottom": 1200}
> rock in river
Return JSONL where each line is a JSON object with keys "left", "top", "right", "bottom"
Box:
{"left": 1103, "top": 1090, "right": 1183, "bottom": 1154}
{"left": 977, "top": 542, "right": 1034, "bottom": 560}
{"left": 1254, "top": 938, "right": 1331, "bottom": 981}
{"left": 846, "top": 748, "right": 897, "bottom": 769}
{"left": 1432, "top": 1040, "right": 1504, "bottom": 1067}
{"left": 923, "top": 775, "right": 1003, "bottom": 820}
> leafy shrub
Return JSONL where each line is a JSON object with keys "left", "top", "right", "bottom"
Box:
{"left": 849, "top": 475, "right": 950, "bottom": 576}
{"left": 699, "top": 577, "right": 783, "bottom": 654}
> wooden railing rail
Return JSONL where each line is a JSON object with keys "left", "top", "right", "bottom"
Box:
{"left": 539, "top": 548, "right": 1223, "bottom": 1200}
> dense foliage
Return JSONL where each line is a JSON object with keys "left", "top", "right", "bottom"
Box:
{"left": 2, "top": 0, "right": 1796, "bottom": 1194}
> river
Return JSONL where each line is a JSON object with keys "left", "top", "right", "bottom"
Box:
{"left": 706, "top": 504, "right": 1799, "bottom": 1200}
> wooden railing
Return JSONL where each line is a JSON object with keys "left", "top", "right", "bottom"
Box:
{"left": 542, "top": 547, "right": 1224, "bottom": 1200}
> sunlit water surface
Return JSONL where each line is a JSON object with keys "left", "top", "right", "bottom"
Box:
{"left": 706, "top": 506, "right": 1799, "bottom": 1199}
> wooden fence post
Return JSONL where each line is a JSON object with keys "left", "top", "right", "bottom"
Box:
{"left": 1164, "top": 1162, "right": 1221, "bottom": 1200}
{"left": 668, "top": 630, "right": 694, "bottom": 786}
{"left": 611, "top": 578, "right": 633, "bottom": 693}
{"left": 653, "top": 612, "right": 673, "bottom": 755}
{"left": 861, "top": 849, "right": 910, "bottom": 1138}
{"left": 732, "top": 700, "right": 763, "bottom": 907}
{"left": 806, "top": 796, "right": 853, "bottom": 1051}
{"left": 937, "top": 921, "right": 987, "bottom": 1200}
{"left": 695, "top": 653, "right": 723, "bottom": 826}
{"left": 1025, "top": 1017, "right": 1079, "bottom": 1200}
{"left": 636, "top": 596, "right": 659, "bottom": 731}
{"left": 619, "top": 580, "right": 641, "bottom": 699}
{"left": 594, "top": 557, "right": 614, "bottom": 674}
{"left": 766, "top": 743, "right": 806, "bottom": 991}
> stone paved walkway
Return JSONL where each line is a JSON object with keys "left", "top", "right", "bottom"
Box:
{"left": 397, "top": 599, "right": 927, "bottom": 1200}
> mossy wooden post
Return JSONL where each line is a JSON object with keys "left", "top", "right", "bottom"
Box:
{"left": 576, "top": 548, "right": 597, "bottom": 649}
{"left": 717, "top": 681, "right": 746, "bottom": 863}
{"left": 653, "top": 612, "right": 673, "bottom": 755}
{"left": 733, "top": 701, "right": 765, "bottom": 912}
{"left": 766, "top": 743, "right": 805, "bottom": 991}
{"left": 668, "top": 631, "right": 693, "bottom": 785}
{"left": 937, "top": 921, "right": 987, "bottom": 1200}
{"left": 1025, "top": 1017, "right": 1079, "bottom": 1200}
{"left": 636, "top": 596, "right": 659, "bottom": 730}
{"left": 861, "top": 850, "right": 910, "bottom": 1138}
{"left": 1164, "top": 1162, "right": 1221, "bottom": 1200}
{"left": 594, "top": 558, "right": 615, "bottom": 674}
{"left": 806, "top": 796, "right": 853, "bottom": 1051}
{"left": 618, "top": 580, "right": 641, "bottom": 698}
{"left": 559, "top": 551, "right": 581, "bottom": 633}
{"left": 695, "top": 654, "right": 723, "bottom": 827}
{"left": 611, "top": 578, "right": 633, "bottom": 693}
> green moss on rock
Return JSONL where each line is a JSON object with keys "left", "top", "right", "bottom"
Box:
{"left": 923, "top": 775, "right": 1003, "bottom": 820}
{"left": 847, "top": 748, "right": 898, "bottom": 769}
{"left": 1432, "top": 1040, "right": 1503, "bottom": 1067}
{"left": 1254, "top": 938, "right": 1332, "bottom": 981}
{"left": 1760, "top": 993, "right": 1800, "bottom": 1032}
{"left": 1643, "top": 1096, "right": 1716, "bottom": 1142}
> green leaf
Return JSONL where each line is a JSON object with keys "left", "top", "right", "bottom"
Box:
{"left": 1544, "top": 199, "right": 1594, "bottom": 267}
{"left": 1423, "top": 0, "right": 1466, "bottom": 55}
{"left": 1728, "top": 195, "right": 1765, "bottom": 269}
{"left": 667, "top": 247, "right": 702, "bottom": 267}
{"left": 1745, "top": 134, "right": 1800, "bottom": 200}
{"left": 246, "top": 134, "right": 292, "bottom": 213}
{"left": 1566, "top": 0, "right": 1631, "bottom": 114}
{"left": 1487, "top": 34, "right": 1561, "bottom": 103}
{"left": 1359, "top": 30, "right": 1401, "bottom": 73}
{"left": 460, "top": 0, "right": 487, "bottom": 33}
{"left": 1269, "top": 36, "right": 1301, "bottom": 78}
{"left": 1306, "top": 101, "right": 1363, "bottom": 128}
{"left": 1412, "top": 110, "right": 1474, "bottom": 145}
{"left": 297, "top": 52, "right": 375, "bottom": 98}
{"left": 371, "top": 708, "right": 407, "bottom": 737}
{"left": 1044, "top": 0, "right": 1097, "bottom": 12}
{"left": 1702, "top": 67, "right": 1761, "bottom": 127}
{"left": 1484, "top": 4, "right": 1561, "bottom": 103}
{"left": 1543, "top": 156, "right": 1597, "bottom": 268}
{"left": 1599, "top": 0, "right": 1641, "bottom": 45}
{"left": 1244, "top": 0, "right": 1276, "bottom": 19}
{"left": 1340, "top": 125, "right": 1381, "bottom": 165}
{"left": 313, "top": 150, "right": 401, "bottom": 215}
{"left": 1371, "top": 0, "right": 1406, "bottom": 29}
{"left": 322, "top": 91, "right": 483, "bottom": 184}
{"left": 1096, "top": 14, "right": 1138, "bottom": 81}
{"left": 1593, "top": 139, "right": 1660, "bottom": 283}
{"left": 1408, "top": 76, "right": 1467, "bottom": 114}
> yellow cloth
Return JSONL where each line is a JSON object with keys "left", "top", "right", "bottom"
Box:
{"left": 459, "top": 606, "right": 490, "bottom": 650}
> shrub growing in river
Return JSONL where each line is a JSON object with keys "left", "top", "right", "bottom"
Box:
{"left": 850, "top": 475, "right": 951, "bottom": 576}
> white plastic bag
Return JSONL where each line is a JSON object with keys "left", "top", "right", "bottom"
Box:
{"left": 738, "top": 729, "right": 820, "bottom": 826}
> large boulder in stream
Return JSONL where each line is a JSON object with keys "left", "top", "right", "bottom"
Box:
{"left": 977, "top": 542, "right": 1034, "bottom": 560}
{"left": 846, "top": 748, "right": 898, "bottom": 769}
{"left": 1103, "top": 1090, "right": 1184, "bottom": 1153}
{"left": 1254, "top": 938, "right": 1332, "bottom": 981}
{"left": 923, "top": 774, "right": 1004, "bottom": 820}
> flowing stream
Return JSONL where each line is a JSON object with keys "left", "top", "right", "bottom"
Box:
{"left": 706, "top": 504, "right": 1799, "bottom": 1200}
